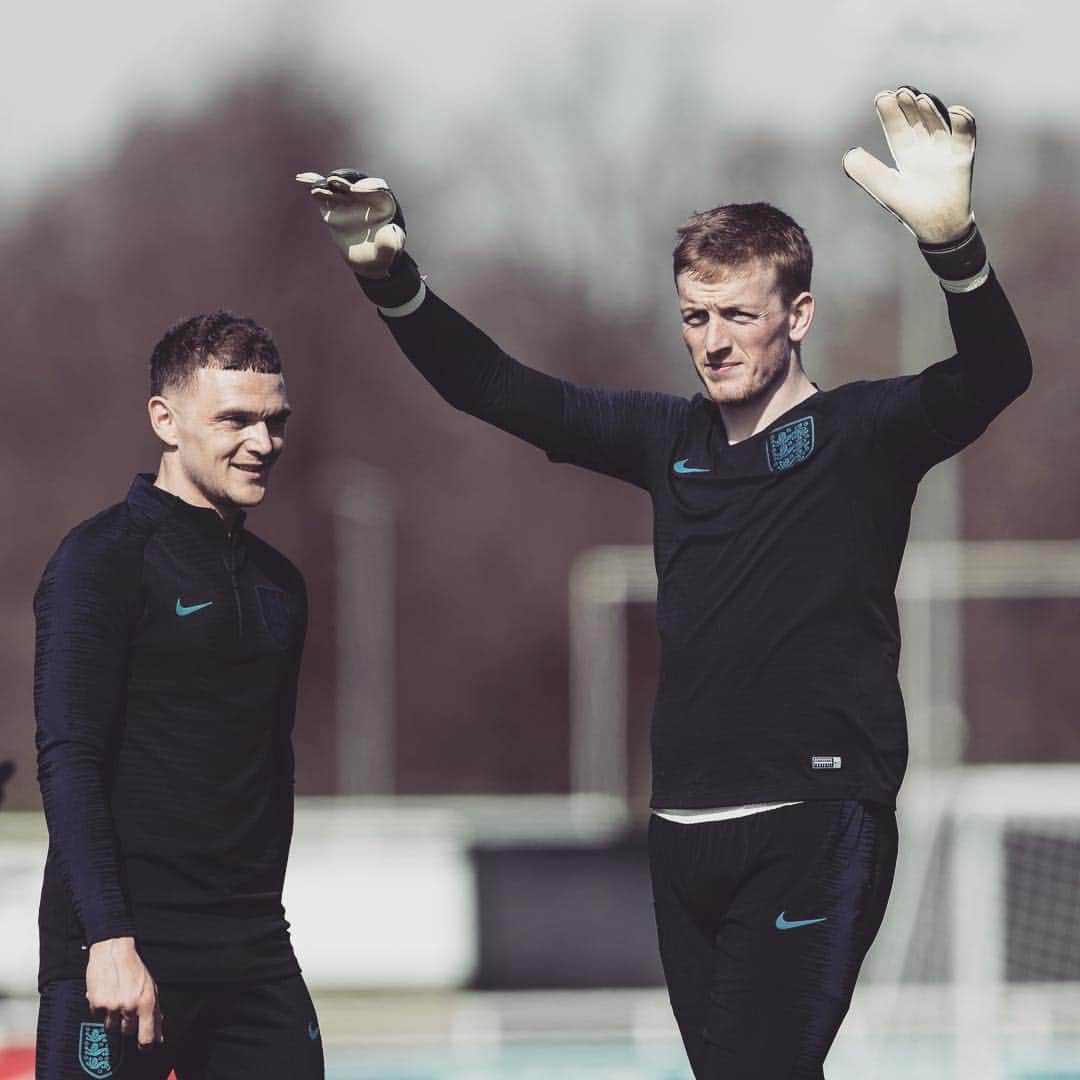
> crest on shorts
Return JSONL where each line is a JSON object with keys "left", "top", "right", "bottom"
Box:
{"left": 78, "top": 1022, "right": 112, "bottom": 1078}
{"left": 765, "top": 416, "right": 815, "bottom": 473}
{"left": 257, "top": 586, "right": 292, "bottom": 648}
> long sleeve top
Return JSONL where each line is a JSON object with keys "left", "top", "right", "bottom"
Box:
{"left": 34, "top": 474, "right": 306, "bottom": 986}
{"left": 378, "top": 271, "right": 1031, "bottom": 808}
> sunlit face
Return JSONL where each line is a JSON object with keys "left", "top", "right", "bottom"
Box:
{"left": 152, "top": 368, "right": 290, "bottom": 513}
{"left": 676, "top": 259, "right": 810, "bottom": 407}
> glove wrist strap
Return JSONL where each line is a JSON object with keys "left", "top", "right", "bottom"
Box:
{"left": 356, "top": 252, "right": 424, "bottom": 310}
{"left": 919, "top": 224, "right": 989, "bottom": 291}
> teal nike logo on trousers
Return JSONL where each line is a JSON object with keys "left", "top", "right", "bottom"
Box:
{"left": 176, "top": 599, "right": 214, "bottom": 616}
{"left": 307, "top": 1021, "right": 320, "bottom": 1041}
{"left": 775, "top": 912, "right": 828, "bottom": 930}
{"left": 673, "top": 458, "right": 709, "bottom": 474}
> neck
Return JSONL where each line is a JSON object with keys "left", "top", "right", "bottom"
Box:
{"left": 718, "top": 363, "right": 817, "bottom": 445}
{"left": 154, "top": 454, "right": 242, "bottom": 529}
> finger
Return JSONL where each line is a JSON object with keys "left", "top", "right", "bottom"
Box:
{"left": 327, "top": 167, "right": 367, "bottom": 184}
{"left": 295, "top": 172, "right": 326, "bottom": 186}
{"left": 894, "top": 86, "right": 922, "bottom": 130}
{"left": 842, "top": 147, "right": 904, "bottom": 207}
{"left": 843, "top": 146, "right": 919, "bottom": 236}
{"left": 137, "top": 1000, "right": 157, "bottom": 1049}
{"left": 948, "top": 105, "right": 976, "bottom": 148}
{"left": 352, "top": 176, "right": 390, "bottom": 194}
{"left": 923, "top": 91, "right": 951, "bottom": 130}
{"left": 915, "top": 93, "right": 948, "bottom": 136}
{"left": 325, "top": 175, "right": 354, "bottom": 193}
{"left": 375, "top": 222, "right": 406, "bottom": 259}
{"left": 874, "top": 92, "right": 911, "bottom": 163}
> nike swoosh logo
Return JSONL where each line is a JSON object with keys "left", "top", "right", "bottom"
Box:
{"left": 307, "top": 1021, "right": 320, "bottom": 1041}
{"left": 673, "top": 458, "right": 709, "bottom": 474}
{"left": 775, "top": 912, "right": 828, "bottom": 930}
{"left": 176, "top": 599, "right": 214, "bottom": 617}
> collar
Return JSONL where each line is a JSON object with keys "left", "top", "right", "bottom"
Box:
{"left": 126, "top": 473, "right": 246, "bottom": 538}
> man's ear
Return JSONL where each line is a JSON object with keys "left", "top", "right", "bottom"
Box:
{"left": 788, "top": 291, "right": 815, "bottom": 344}
{"left": 148, "top": 395, "right": 180, "bottom": 448}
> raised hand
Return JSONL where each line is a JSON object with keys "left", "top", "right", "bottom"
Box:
{"left": 843, "top": 87, "right": 976, "bottom": 245}
{"left": 296, "top": 169, "right": 406, "bottom": 279}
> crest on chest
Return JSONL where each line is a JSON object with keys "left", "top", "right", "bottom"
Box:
{"left": 765, "top": 416, "right": 815, "bottom": 473}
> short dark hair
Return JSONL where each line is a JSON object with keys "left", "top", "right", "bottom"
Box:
{"left": 149, "top": 311, "right": 281, "bottom": 397}
{"left": 673, "top": 202, "right": 813, "bottom": 302}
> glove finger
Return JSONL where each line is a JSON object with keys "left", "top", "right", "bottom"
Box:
{"left": 843, "top": 146, "right": 904, "bottom": 206}
{"left": 374, "top": 222, "right": 406, "bottom": 259}
{"left": 915, "top": 93, "right": 949, "bottom": 136}
{"left": 295, "top": 172, "right": 327, "bottom": 187}
{"left": 327, "top": 168, "right": 368, "bottom": 183}
{"left": 893, "top": 86, "right": 923, "bottom": 130}
{"left": 874, "top": 92, "right": 914, "bottom": 164}
{"left": 345, "top": 226, "right": 405, "bottom": 273}
{"left": 325, "top": 175, "right": 355, "bottom": 193}
{"left": 351, "top": 176, "right": 390, "bottom": 193}
{"left": 948, "top": 106, "right": 976, "bottom": 149}
{"left": 901, "top": 88, "right": 951, "bottom": 131}
{"left": 924, "top": 91, "right": 951, "bottom": 129}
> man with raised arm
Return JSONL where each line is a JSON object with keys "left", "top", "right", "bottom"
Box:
{"left": 300, "top": 88, "right": 1029, "bottom": 1077}
{"left": 34, "top": 314, "right": 323, "bottom": 1079}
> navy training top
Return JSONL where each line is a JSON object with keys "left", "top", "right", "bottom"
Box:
{"left": 34, "top": 474, "right": 307, "bottom": 987}
{"left": 378, "top": 270, "right": 1030, "bottom": 809}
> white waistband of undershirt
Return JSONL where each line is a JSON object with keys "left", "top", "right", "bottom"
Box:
{"left": 652, "top": 801, "right": 803, "bottom": 823}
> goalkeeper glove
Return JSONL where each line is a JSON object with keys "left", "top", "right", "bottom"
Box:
{"left": 296, "top": 169, "right": 424, "bottom": 311}
{"left": 843, "top": 87, "right": 988, "bottom": 290}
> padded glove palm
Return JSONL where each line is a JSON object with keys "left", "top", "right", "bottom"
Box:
{"left": 843, "top": 87, "right": 975, "bottom": 245}
{"left": 296, "top": 169, "right": 406, "bottom": 279}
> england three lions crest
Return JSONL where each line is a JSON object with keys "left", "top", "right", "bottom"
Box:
{"left": 766, "top": 416, "right": 815, "bottom": 473}
{"left": 78, "top": 1022, "right": 112, "bottom": 1078}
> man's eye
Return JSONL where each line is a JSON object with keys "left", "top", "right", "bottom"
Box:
{"left": 682, "top": 312, "right": 706, "bottom": 326}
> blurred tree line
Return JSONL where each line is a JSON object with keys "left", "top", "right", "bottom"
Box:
{"left": 1, "top": 62, "right": 1077, "bottom": 809}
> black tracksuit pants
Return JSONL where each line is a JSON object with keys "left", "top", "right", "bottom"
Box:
{"left": 649, "top": 799, "right": 897, "bottom": 1079}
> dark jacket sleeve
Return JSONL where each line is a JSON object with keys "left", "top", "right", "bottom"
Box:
{"left": 872, "top": 269, "right": 1032, "bottom": 480}
{"left": 34, "top": 534, "right": 138, "bottom": 946}
{"left": 381, "top": 290, "right": 685, "bottom": 490}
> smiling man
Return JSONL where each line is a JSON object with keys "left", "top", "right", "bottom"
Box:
{"left": 33, "top": 312, "right": 322, "bottom": 1079}
{"left": 301, "top": 87, "right": 1031, "bottom": 1076}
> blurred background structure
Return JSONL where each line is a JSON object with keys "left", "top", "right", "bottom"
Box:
{"left": 1, "top": 1, "right": 1079, "bottom": 1077}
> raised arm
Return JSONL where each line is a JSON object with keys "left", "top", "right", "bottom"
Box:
{"left": 297, "top": 169, "right": 684, "bottom": 488}
{"left": 843, "top": 87, "right": 1031, "bottom": 476}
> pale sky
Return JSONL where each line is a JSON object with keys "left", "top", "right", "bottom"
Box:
{"left": 2, "top": 0, "right": 1077, "bottom": 221}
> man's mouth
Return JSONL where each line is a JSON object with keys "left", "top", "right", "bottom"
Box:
{"left": 232, "top": 463, "right": 269, "bottom": 474}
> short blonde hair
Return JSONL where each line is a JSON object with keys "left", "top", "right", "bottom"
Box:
{"left": 673, "top": 202, "right": 812, "bottom": 302}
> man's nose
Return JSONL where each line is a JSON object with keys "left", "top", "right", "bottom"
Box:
{"left": 704, "top": 317, "right": 731, "bottom": 355}
{"left": 247, "top": 422, "right": 273, "bottom": 454}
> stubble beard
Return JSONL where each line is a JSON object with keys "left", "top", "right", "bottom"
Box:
{"left": 699, "top": 358, "right": 786, "bottom": 408}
